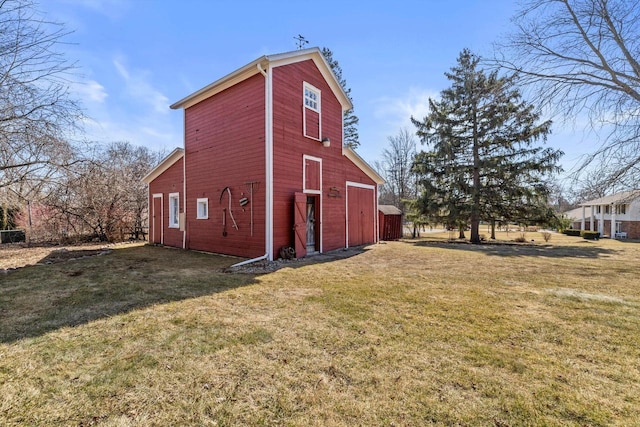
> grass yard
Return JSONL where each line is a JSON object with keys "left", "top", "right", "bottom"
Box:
{"left": 1, "top": 232, "right": 640, "bottom": 426}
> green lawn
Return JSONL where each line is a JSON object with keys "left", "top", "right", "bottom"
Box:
{"left": 1, "top": 233, "right": 639, "bottom": 426}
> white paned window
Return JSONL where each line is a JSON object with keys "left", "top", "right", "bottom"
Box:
{"left": 304, "top": 85, "right": 319, "bottom": 112}
{"left": 169, "top": 193, "right": 179, "bottom": 228}
{"left": 196, "top": 198, "right": 209, "bottom": 219}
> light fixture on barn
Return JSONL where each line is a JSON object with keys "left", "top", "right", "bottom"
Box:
{"left": 321, "top": 137, "right": 330, "bottom": 148}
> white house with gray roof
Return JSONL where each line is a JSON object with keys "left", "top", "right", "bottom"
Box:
{"left": 569, "top": 190, "right": 640, "bottom": 239}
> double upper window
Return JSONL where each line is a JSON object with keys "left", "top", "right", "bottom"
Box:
{"left": 304, "top": 85, "right": 319, "bottom": 112}
{"left": 303, "top": 82, "right": 321, "bottom": 140}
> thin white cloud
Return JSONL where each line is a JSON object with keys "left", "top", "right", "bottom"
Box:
{"left": 372, "top": 87, "right": 438, "bottom": 131}
{"left": 112, "top": 56, "right": 170, "bottom": 115}
{"left": 81, "top": 114, "right": 181, "bottom": 151}
{"left": 71, "top": 79, "right": 108, "bottom": 103}
{"left": 113, "top": 58, "right": 130, "bottom": 80}
{"left": 72, "top": 57, "right": 180, "bottom": 151}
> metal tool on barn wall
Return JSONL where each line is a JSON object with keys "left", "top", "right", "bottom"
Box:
{"left": 222, "top": 208, "right": 227, "bottom": 236}
{"left": 244, "top": 181, "right": 260, "bottom": 236}
{"left": 219, "top": 187, "right": 238, "bottom": 234}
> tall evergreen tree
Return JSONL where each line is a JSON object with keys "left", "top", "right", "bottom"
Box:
{"left": 411, "top": 49, "right": 562, "bottom": 243}
{"left": 321, "top": 48, "right": 359, "bottom": 149}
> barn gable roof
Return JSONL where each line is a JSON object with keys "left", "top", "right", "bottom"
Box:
{"left": 170, "top": 47, "right": 352, "bottom": 111}
{"left": 142, "top": 147, "right": 184, "bottom": 184}
{"left": 343, "top": 146, "right": 385, "bottom": 185}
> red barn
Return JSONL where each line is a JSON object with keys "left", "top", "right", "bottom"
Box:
{"left": 143, "top": 48, "right": 384, "bottom": 262}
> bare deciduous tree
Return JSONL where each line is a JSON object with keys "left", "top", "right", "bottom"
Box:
{"left": 378, "top": 128, "right": 417, "bottom": 210}
{"left": 44, "top": 142, "right": 162, "bottom": 242}
{"left": 0, "top": 0, "right": 81, "bottom": 191}
{"left": 493, "top": 0, "right": 640, "bottom": 187}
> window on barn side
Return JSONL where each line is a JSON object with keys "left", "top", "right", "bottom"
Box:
{"left": 169, "top": 193, "right": 180, "bottom": 228}
{"left": 196, "top": 198, "right": 209, "bottom": 219}
{"left": 304, "top": 85, "right": 319, "bottom": 112}
{"left": 303, "top": 82, "right": 321, "bottom": 140}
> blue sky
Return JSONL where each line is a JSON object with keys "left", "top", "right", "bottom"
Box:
{"left": 48, "top": 0, "right": 597, "bottom": 174}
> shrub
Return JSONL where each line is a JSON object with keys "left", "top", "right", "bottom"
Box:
{"left": 541, "top": 231, "right": 552, "bottom": 242}
{"left": 562, "top": 229, "right": 581, "bottom": 236}
{"left": 581, "top": 231, "right": 600, "bottom": 240}
{"left": 514, "top": 233, "right": 527, "bottom": 243}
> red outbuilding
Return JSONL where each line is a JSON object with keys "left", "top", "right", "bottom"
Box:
{"left": 378, "top": 205, "right": 403, "bottom": 241}
{"left": 143, "top": 48, "right": 384, "bottom": 262}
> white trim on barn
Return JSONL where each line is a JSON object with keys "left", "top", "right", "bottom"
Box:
{"left": 302, "top": 154, "right": 322, "bottom": 195}
{"left": 265, "top": 62, "right": 274, "bottom": 261}
{"left": 170, "top": 47, "right": 352, "bottom": 113}
{"left": 152, "top": 193, "right": 163, "bottom": 244}
{"left": 303, "top": 154, "right": 323, "bottom": 253}
{"left": 168, "top": 192, "right": 180, "bottom": 229}
{"left": 302, "top": 81, "right": 322, "bottom": 141}
{"left": 345, "top": 181, "right": 377, "bottom": 249}
{"left": 142, "top": 148, "right": 184, "bottom": 184}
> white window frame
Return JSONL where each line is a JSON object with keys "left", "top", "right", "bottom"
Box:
{"left": 304, "top": 83, "right": 320, "bottom": 112}
{"left": 196, "top": 198, "right": 209, "bottom": 219}
{"left": 302, "top": 155, "right": 322, "bottom": 195}
{"left": 303, "top": 82, "right": 321, "bottom": 140}
{"left": 169, "top": 192, "right": 180, "bottom": 228}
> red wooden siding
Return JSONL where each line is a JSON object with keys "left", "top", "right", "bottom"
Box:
{"left": 348, "top": 185, "right": 375, "bottom": 246}
{"left": 379, "top": 211, "right": 403, "bottom": 241}
{"left": 183, "top": 73, "right": 266, "bottom": 258}
{"left": 147, "top": 159, "right": 184, "bottom": 248}
{"left": 304, "top": 109, "right": 320, "bottom": 139}
{"left": 271, "top": 59, "right": 377, "bottom": 257}
{"left": 293, "top": 192, "right": 307, "bottom": 257}
{"left": 304, "top": 157, "right": 320, "bottom": 192}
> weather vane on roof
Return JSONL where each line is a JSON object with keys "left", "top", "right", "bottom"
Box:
{"left": 294, "top": 34, "right": 309, "bottom": 50}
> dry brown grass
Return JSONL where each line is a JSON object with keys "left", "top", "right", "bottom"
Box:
{"left": 1, "top": 233, "right": 640, "bottom": 425}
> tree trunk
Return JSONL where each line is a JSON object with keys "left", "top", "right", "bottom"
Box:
{"left": 490, "top": 219, "right": 496, "bottom": 240}
{"left": 470, "top": 95, "right": 481, "bottom": 244}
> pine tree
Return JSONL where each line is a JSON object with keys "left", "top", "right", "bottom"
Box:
{"left": 321, "top": 48, "right": 359, "bottom": 149}
{"left": 411, "top": 49, "right": 562, "bottom": 243}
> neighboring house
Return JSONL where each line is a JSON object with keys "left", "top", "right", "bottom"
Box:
{"left": 143, "top": 47, "right": 384, "bottom": 261}
{"left": 569, "top": 190, "right": 640, "bottom": 238}
{"left": 564, "top": 207, "right": 584, "bottom": 230}
{"left": 378, "top": 205, "right": 403, "bottom": 241}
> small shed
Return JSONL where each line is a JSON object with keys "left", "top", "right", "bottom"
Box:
{"left": 378, "top": 205, "right": 403, "bottom": 241}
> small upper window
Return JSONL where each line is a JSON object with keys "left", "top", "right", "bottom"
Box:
{"left": 169, "top": 193, "right": 180, "bottom": 228}
{"left": 616, "top": 204, "right": 627, "bottom": 215}
{"left": 304, "top": 85, "right": 319, "bottom": 112}
{"left": 196, "top": 198, "right": 208, "bottom": 219}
